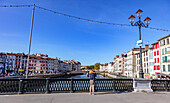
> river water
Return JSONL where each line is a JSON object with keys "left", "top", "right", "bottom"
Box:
{"left": 71, "top": 73, "right": 104, "bottom": 78}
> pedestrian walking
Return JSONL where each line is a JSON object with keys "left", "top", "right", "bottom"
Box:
{"left": 89, "top": 69, "right": 96, "bottom": 95}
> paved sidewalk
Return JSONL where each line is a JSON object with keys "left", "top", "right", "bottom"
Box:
{"left": 0, "top": 92, "right": 170, "bottom": 103}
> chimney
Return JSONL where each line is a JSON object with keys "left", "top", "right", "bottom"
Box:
{"left": 145, "top": 44, "right": 149, "bottom": 50}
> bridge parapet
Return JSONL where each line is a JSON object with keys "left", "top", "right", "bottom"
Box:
{"left": 0, "top": 78, "right": 169, "bottom": 94}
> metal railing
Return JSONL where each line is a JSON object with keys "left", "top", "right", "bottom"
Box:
{"left": 151, "top": 80, "right": 170, "bottom": 91}
{"left": 1, "top": 78, "right": 170, "bottom": 94}
{"left": 0, "top": 78, "right": 133, "bottom": 94}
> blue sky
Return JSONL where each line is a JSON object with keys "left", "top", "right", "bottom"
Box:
{"left": 0, "top": 0, "right": 170, "bottom": 65}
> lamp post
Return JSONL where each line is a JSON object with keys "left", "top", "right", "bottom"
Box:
{"left": 128, "top": 9, "right": 151, "bottom": 78}
{"left": 26, "top": 4, "right": 35, "bottom": 78}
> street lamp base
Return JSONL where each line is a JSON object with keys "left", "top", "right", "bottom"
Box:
{"left": 139, "top": 72, "right": 144, "bottom": 78}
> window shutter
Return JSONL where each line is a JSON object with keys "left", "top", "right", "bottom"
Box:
{"left": 162, "top": 49, "right": 164, "bottom": 55}
{"left": 165, "top": 48, "right": 167, "bottom": 54}
{"left": 168, "top": 65, "right": 170, "bottom": 71}
{"left": 157, "top": 50, "right": 159, "bottom": 55}
{"left": 165, "top": 56, "right": 167, "bottom": 62}
{"left": 157, "top": 58, "right": 159, "bottom": 63}
{"left": 154, "top": 66, "right": 156, "bottom": 70}
{"left": 154, "top": 58, "right": 156, "bottom": 63}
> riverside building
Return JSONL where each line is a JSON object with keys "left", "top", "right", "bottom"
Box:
{"left": 158, "top": 35, "right": 170, "bottom": 75}
{"left": 0, "top": 52, "right": 81, "bottom": 74}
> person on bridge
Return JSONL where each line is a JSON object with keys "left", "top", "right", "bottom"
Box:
{"left": 89, "top": 69, "right": 96, "bottom": 95}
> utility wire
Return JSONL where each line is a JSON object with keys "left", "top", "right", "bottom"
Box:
{"left": 0, "top": 4, "right": 169, "bottom": 32}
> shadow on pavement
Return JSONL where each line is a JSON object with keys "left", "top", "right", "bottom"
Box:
{"left": 95, "top": 91, "right": 130, "bottom": 95}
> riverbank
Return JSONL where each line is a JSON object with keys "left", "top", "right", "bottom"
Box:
{"left": 99, "top": 73, "right": 129, "bottom": 78}
{"left": 0, "top": 72, "right": 84, "bottom": 79}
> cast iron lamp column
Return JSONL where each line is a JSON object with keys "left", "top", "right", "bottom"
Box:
{"left": 128, "top": 9, "right": 151, "bottom": 78}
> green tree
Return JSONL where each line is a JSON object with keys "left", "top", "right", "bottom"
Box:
{"left": 86, "top": 65, "right": 94, "bottom": 70}
{"left": 94, "top": 63, "right": 100, "bottom": 70}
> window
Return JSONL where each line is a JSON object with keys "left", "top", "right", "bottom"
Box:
{"left": 152, "top": 45, "right": 154, "bottom": 49}
{"left": 162, "top": 48, "right": 164, "bottom": 55}
{"left": 168, "top": 56, "right": 170, "bottom": 62}
{"left": 162, "top": 56, "right": 167, "bottom": 63}
{"left": 165, "top": 48, "right": 167, "bottom": 54}
{"left": 168, "top": 65, "right": 170, "bottom": 71}
{"left": 125, "top": 68, "right": 127, "bottom": 71}
{"left": 149, "top": 52, "right": 153, "bottom": 59}
{"left": 167, "top": 47, "right": 170, "bottom": 54}
{"left": 163, "top": 40, "right": 165, "bottom": 45}
{"left": 165, "top": 56, "right": 167, "bottom": 62}
{"left": 163, "top": 65, "right": 166, "bottom": 71}
{"left": 167, "top": 38, "right": 169, "bottom": 44}
{"left": 162, "top": 57, "right": 164, "bottom": 62}
{"left": 157, "top": 50, "right": 159, "bottom": 55}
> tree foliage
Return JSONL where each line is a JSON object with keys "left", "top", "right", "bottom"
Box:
{"left": 87, "top": 65, "right": 94, "bottom": 70}
{"left": 94, "top": 63, "right": 100, "bottom": 70}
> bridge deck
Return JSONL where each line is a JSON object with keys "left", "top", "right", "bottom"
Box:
{"left": 0, "top": 92, "right": 169, "bottom": 103}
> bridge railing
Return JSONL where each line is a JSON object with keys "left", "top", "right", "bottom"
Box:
{"left": 1, "top": 78, "right": 169, "bottom": 94}
{"left": 151, "top": 80, "right": 170, "bottom": 92}
{"left": 0, "top": 78, "right": 133, "bottom": 94}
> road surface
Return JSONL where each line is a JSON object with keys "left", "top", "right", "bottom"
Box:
{"left": 0, "top": 92, "right": 169, "bottom": 103}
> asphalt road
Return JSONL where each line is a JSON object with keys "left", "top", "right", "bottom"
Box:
{"left": 0, "top": 92, "right": 169, "bottom": 103}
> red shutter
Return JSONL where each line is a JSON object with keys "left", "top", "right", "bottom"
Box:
{"left": 154, "top": 52, "right": 156, "bottom": 56}
{"left": 154, "top": 66, "right": 156, "bottom": 70}
{"left": 157, "top": 58, "right": 159, "bottom": 63}
{"left": 154, "top": 58, "right": 156, "bottom": 63}
{"left": 157, "top": 65, "right": 160, "bottom": 70}
{"left": 153, "top": 45, "right": 154, "bottom": 49}
{"left": 155, "top": 44, "right": 157, "bottom": 49}
{"left": 157, "top": 50, "right": 159, "bottom": 55}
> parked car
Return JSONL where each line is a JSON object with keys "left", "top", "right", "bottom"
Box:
{"left": 0, "top": 73, "right": 6, "bottom": 77}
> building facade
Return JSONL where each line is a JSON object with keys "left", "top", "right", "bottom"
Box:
{"left": 0, "top": 52, "right": 81, "bottom": 74}
{"left": 135, "top": 45, "right": 149, "bottom": 78}
{"left": 126, "top": 48, "right": 141, "bottom": 77}
{"left": 158, "top": 35, "right": 170, "bottom": 75}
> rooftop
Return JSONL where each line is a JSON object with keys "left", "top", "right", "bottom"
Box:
{"left": 157, "top": 34, "right": 170, "bottom": 41}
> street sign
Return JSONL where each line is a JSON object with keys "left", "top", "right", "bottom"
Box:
{"left": 137, "top": 40, "right": 143, "bottom": 47}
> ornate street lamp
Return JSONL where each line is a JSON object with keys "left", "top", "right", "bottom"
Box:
{"left": 128, "top": 9, "right": 151, "bottom": 78}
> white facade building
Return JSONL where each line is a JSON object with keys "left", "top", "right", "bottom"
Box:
{"left": 126, "top": 48, "right": 141, "bottom": 78}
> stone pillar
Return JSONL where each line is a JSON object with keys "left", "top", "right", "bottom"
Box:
{"left": 133, "top": 78, "right": 153, "bottom": 92}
